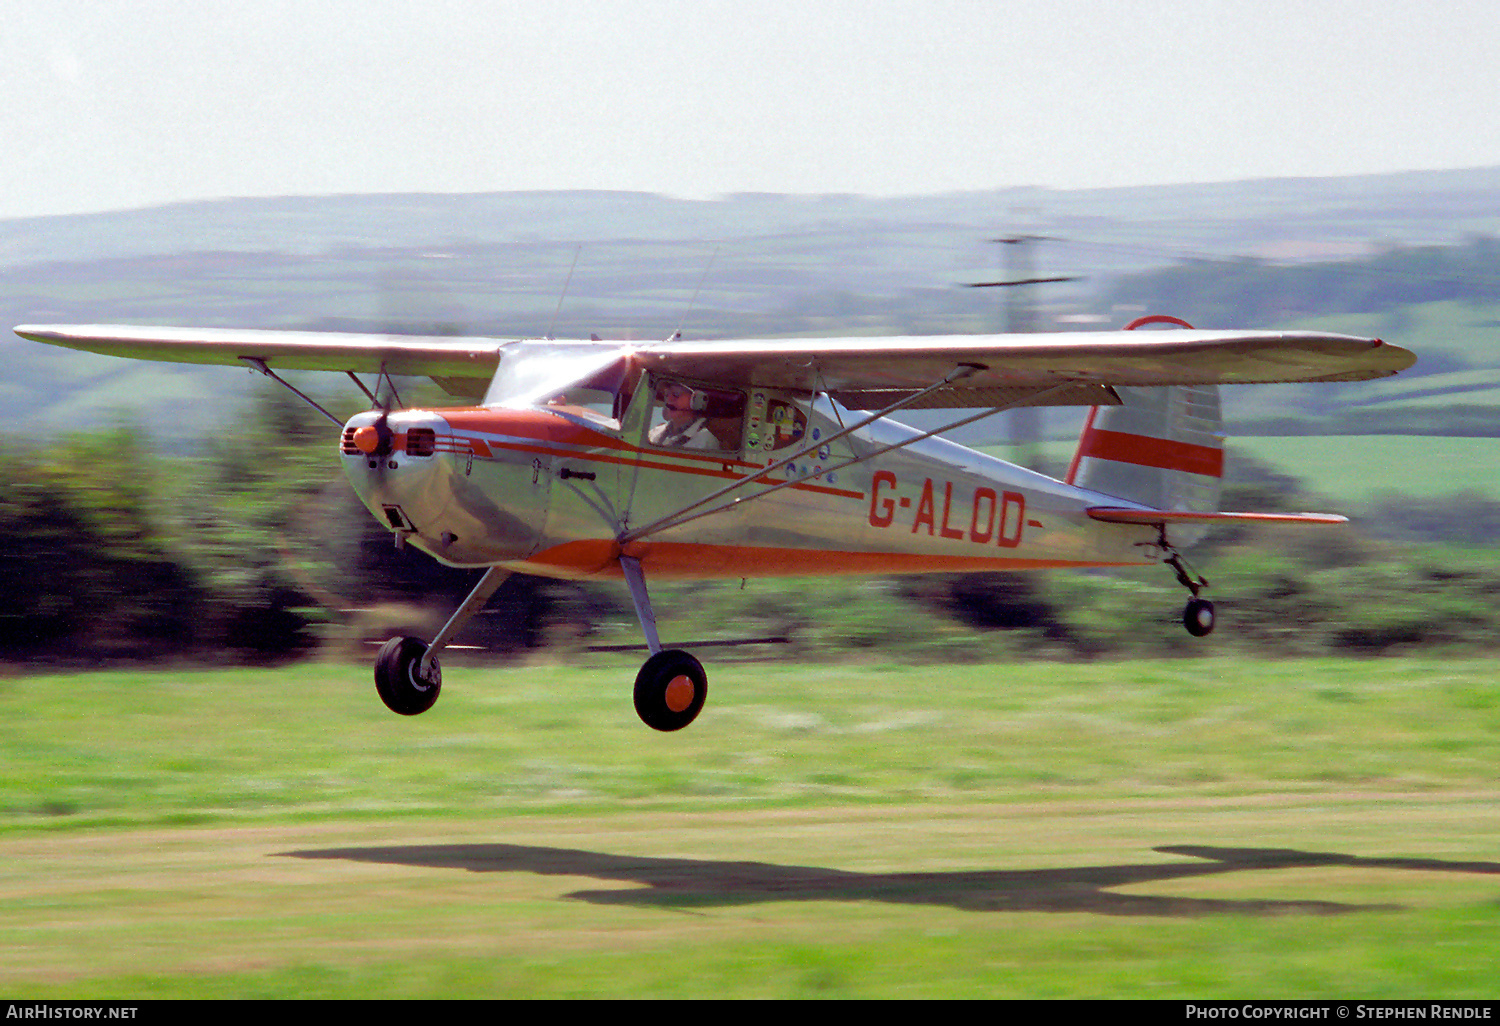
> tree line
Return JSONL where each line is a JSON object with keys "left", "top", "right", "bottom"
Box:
{"left": 0, "top": 390, "right": 569, "bottom": 664}
{"left": 1096, "top": 235, "right": 1500, "bottom": 329}
{"left": 1, "top": 391, "right": 1496, "bottom": 665}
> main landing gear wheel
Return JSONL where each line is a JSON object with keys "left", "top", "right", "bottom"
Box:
{"left": 374, "top": 635, "right": 442, "bottom": 715}
{"left": 1183, "top": 597, "right": 1216, "bottom": 637}
{"left": 634, "top": 649, "right": 707, "bottom": 732}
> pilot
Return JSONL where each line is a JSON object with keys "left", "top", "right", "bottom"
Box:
{"left": 649, "top": 382, "right": 715, "bottom": 448}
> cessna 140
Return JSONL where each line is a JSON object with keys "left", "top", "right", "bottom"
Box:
{"left": 15, "top": 316, "right": 1414, "bottom": 731}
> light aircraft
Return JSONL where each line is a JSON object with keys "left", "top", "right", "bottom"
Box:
{"left": 15, "top": 315, "right": 1415, "bottom": 731}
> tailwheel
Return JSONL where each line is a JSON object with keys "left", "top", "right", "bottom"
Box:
{"left": 374, "top": 635, "right": 442, "bottom": 715}
{"left": 1183, "top": 597, "right": 1216, "bottom": 637}
{"left": 634, "top": 649, "right": 707, "bottom": 732}
{"left": 1159, "top": 536, "right": 1214, "bottom": 638}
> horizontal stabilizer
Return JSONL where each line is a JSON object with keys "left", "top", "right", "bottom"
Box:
{"left": 1087, "top": 507, "right": 1348, "bottom": 526}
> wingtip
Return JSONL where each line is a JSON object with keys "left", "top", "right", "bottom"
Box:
{"left": 13, "top": 324, "right": 54, "bottom": 343}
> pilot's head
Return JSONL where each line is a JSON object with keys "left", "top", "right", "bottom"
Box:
{"left": 659, "top": 382, "right": 698, "bottom": 424}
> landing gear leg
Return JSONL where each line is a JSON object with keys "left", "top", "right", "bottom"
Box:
{"left": 620, "top": 556, "right": 708, "bottom": 731}
{"left": 373, "top": 566, "right": 511, "bottom": 715}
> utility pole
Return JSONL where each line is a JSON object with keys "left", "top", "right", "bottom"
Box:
{"left": 967, "top": 235, "right": 1077, "bottom": 472}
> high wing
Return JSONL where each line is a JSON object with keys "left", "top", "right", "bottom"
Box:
{"left": 15, "top": 324, "right": 1415, "bottom": 409}
{"left": 13, "top": 323, "right": 511, "bottom": 400}
{"left": 633, "top": 330, "right": 1416, "bottom": 409}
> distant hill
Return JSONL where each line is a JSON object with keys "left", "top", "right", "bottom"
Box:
{"left": 4, "top": 168, "right": 1499, "bottom": 440}
{"left": 6, "top": 167, "right": 1500, "bottom": 272}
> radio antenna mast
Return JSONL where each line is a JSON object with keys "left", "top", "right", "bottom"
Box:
{"left": 670, "top": 246, "right": 720, "bottom": 341}
{"left": 968, "top": 233, "right": 1079, "bottom": 471}
{"left": 546, "top": 245, "right": 583, "bottom": 340}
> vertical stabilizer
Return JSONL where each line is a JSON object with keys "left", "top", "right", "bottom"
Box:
{"left": 1066, "top": 385, "right": 1223, "bottom": 539}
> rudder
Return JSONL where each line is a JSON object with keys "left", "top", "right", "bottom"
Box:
{"left": 1066, "top": 384, "right": 1223, "bottom": 521}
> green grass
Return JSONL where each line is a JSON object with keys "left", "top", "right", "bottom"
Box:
{"left": 1229, "top": 436, "right": 1500, "bottom": 502}
{"left": 0, "top": 657, "right": 1497, "bottom": 997}
{"left": 4, "top": 657, "right": 1497, "bottom": 826}
{"left": 982, "top": 435, "right": 1500, "bottom": 504}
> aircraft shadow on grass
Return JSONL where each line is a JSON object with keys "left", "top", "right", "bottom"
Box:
{"left": 279, "top": 843, "right": 1500, "bottom": 917}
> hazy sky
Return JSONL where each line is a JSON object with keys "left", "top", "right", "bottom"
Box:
{"left": 3, "top": 0, "right": 1497, "bottom": 219}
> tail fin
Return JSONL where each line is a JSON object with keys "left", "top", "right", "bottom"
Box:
{"left": 1066, "top": 384, "right": 1223, "bottom": 521}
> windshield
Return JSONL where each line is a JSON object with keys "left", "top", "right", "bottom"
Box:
{"left": 483, "top": 341, "right": 629, "bottom": 424}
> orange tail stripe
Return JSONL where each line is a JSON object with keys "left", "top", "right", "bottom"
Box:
{"left": 1075, "top": 427, "right": 1223, "bottom": 478}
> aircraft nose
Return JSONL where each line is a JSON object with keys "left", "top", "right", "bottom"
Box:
{"left": 340, "top": 412, "right": 439, "bottom": 465}
{"left": 342, "top": 410, "right": 448, "bottom": 523}
{"left": 340, "top": 414, "right": 446, "bottom": 509}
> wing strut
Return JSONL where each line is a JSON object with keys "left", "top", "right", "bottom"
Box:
{"left": 418, "top": 566, "right": 512, "bottom": 677}
{"left": 619, "top": 373, "right": 1078, "bottom": 543}
{"left": 240, "top": 358, "right": 343, "bottom": 427}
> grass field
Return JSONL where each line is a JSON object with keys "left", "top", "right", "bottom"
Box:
{"left": 1230, "top": 436, "right": 1500, "bottom": 502}
{"left": 1, "top": 655, "right": 1497, "bottom": 998}
{"left": 986, "top": 435, "right": 1500, "bottom": 504}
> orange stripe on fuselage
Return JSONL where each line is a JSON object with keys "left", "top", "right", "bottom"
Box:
{"left": 1074, "top": 427, "right": 1223, "bottom": 478}
{"left": 443, "top": 407, "right": 643, "bottom": 453}
{"left": 518, "top": 539, "right": 1147, "bottom": 579}
{"left": 437, "top": 407, "right": 864, "bottom": 499}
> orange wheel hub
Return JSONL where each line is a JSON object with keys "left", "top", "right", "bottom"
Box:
{"left": 664, "top": 675, "right": 696, "bottom": 713}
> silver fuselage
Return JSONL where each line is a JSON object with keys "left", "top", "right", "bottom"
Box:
{"left": 341, "top": 392, "right": 1159, "bottom": 582}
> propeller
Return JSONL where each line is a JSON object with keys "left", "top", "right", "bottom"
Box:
{"left": 349, "top": 368, "right": 403, "bottom": 458}
{"left": 351, "top": 413, "right": 394, "bottom": 458}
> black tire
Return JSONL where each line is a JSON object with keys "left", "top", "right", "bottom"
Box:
{"left": 633, "top": 649, "right": 707, "bottom": 732}
{"left": 374, "top": 635, "right": 442, "bottom": 715}
{"left": 1183, "top": 598, "right": 1216, "bottom": 638}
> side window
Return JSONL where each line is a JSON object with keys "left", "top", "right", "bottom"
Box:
{"left": 647, "top": 379, "right": 746, "bottom": 452}
{"left": 747, "top": 393, "right": 807, "bottom": 453}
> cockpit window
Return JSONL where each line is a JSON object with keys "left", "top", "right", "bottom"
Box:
{"left": 647, "top": 378, "right": 746, "bottom": 452}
